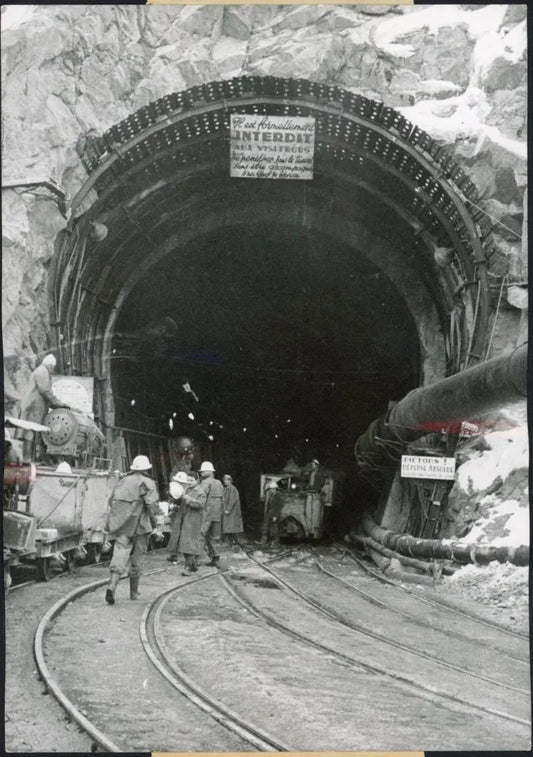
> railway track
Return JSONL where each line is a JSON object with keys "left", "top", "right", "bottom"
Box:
{"left": 30, "top": 556, "right": 289, "bottom": 752}
{"left": 340, "top": 544, "right": 529, "bottom": 639}
{"left": 8, "top": 545, "right": 531, "bottom": 751}
{"left": 220, "top": 547, "right": 530, "bottom": 728}
{"left": 142, "top": 581, "right": 292, "bottom": 751}
{"left": 312, "top": 550, "right": 529, "bottom": 664}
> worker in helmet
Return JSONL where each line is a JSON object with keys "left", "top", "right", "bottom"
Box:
{"left": 198, "top": 461, "right": 224, "bottom": 567}
{"left": 18, "top": 354, "right": 69, "bottom": 461}
{"left": 222, "top": 474, "right": 243, "bottom": 547}
{"left": 104, "top": 454, "right": 162, "bottom": 605}
{"left": 167, "top": 471, "right": 207, "bottom": 575}
{"left": 261, "top": 480, "right": 282, "bottom": 546}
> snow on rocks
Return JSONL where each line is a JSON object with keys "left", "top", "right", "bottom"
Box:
{"left": 444, "top": 417, "right": 529, "bottom": 626}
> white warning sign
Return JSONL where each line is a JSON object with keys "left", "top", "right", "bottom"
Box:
{"left": 401, "top": 455, "right": 456, "bottom": 480}
{"left": 230, "top": 114, "right": 315, "bottom": 180}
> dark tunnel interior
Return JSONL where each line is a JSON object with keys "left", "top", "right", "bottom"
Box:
{"left": 111, "top": 222, "right": 421, "bottom": 532}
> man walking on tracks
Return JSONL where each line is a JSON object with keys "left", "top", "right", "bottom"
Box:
{"left": 104, "top": 454, "right": 162, "bottom": 605}
{"left": 199, "top": 461, "right": 224, "bottom": 567}
{"left": 167, "top": 471, "right": 207, "bottom": 575}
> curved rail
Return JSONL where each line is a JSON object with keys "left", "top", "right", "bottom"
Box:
{"left": 221, "top": 550, "right": 530, "bottom": 727}
{"left": 342, "top": 545, "right": 529, "bottom": 640}
{"left": 34, "top": 576, "right": 124, "bottom": 752}
{"left": 243, "top": 549, "right": 528, "bottom": 694}
{"left": 313, "top": 552, "right": 529, "bottom": 664}
{"left": 141, "top": 576, "right": 292, "bottom": 752}
{"left": 33, "top": 568, "right": 166, "bottom": 753}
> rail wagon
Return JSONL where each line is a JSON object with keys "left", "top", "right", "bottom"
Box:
{"left": 260, "top": 470, "right": 344, "bottom": 540}
{"left": 3, "top": 411, "right": 118, "bottom": 584}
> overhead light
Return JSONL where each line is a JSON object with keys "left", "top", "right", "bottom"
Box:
{"left": 208, "top": 434, "right": 214, "bottom": 441}
{"left": 219, "top": 424, "right": 224, "bottom": 429}
{"left": 173, "top": 412, "right": 177, "bottom": 418}
{"left": 188, "top": 412, "right": 195, "bottom": 421}
{"left": 287, "top": 418, "right": 291, "bottom": 423}
{"left": 274, "top": 434, "right": 279, "bottom": 439}
{"left": 305, "top": 438, "right": 309, "bottom": 442}
{"left": 243, "top": 427, "right": 247, "bottom": 432}
{"left": 209, "top": 421, "right": 214, "bottom": 426}
{"left": 130, "top": 399, "right": 136, "bottom": 406}
{"left": 169, "top": 419, "right": 174, "bottom": 430}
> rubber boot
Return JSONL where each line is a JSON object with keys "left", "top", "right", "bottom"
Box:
{"left": 208, "top": 555, "right": 220, "bottom": 568}
{"left": 105, "top": 572, "right": 121, "bottom": 605}
{"left": 129, "top": 574, "right": 140, "bottom": 600}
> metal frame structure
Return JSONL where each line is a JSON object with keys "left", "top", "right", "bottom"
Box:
{"left": 49, "top": 76, "right": 493, "bottom": 441}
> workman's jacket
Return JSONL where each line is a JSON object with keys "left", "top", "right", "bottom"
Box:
{"left": 222, "top": 483, "right": 243, "bottom": 534}
{"left": 199, "top": 476, "right": 224, "bottom": 523}
{"left": 19, "top": 365, "right": 65, "bottom": 441}
{"left": 105, "top": 471, "right": 160, "bottom": 537}
{"left": 261, "top": 491, "right": 283, "bottom": 538}
{"left": 168, "top": 482, "right": 207, "bottom": 556}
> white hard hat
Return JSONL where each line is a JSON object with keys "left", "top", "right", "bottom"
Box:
{"left": 169, "top": 481, "right": 185, "bottom": 500}
{"left": 173, "top": 471, "right": 189, "bottom": 484}
{"left": 200, "top": 461, "right": 215, "bottom": 473}
{"left": 56, "top": 461, "right": 72, "bottom": 474}
{"left": 266, "top": 481, "right": 279, "bottom": 490}
{"left": 130, "top": 455, "right": 151, "bottom": 471}
{"left": 42, "top": 354, "right": 57, "bottom": 368}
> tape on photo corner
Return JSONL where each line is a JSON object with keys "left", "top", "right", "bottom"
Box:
{"left": 148, "top": 0, "right": 412, "bottom": 5}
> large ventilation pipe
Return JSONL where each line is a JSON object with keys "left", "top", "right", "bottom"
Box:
{"left": 355, "top": 343, "right": 527, "bottom": 471}
{"left": 353, "top": 343, "right": 528, "bottom": 567}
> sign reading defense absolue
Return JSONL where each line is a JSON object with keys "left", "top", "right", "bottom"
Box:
{"left": 401, "top": 455, "right": 456, "bottom": 480}
{"left": 230, "top": 114, "right": 315, "bottom": 179}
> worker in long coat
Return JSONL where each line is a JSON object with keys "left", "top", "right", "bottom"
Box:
{"left": 18, "top": 354, "right": 68, "bottom": 461}
{"left": 261, "top": 481, "right": 283, "bottom": 546}
{"left": 199, "top": 461, "right": 224, "bottom": 567}
{"left": 104, "top": 455, "right": 162, "bottom": 605}
{"left": 222, "top": 474, "right": 243, "bottom": 546}
{"left": 167, "top": 471, "right": 207, "bottom": 575}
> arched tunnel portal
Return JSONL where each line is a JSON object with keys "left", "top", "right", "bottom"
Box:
{"left": 50, "top": 76, "right": 494, "bottom": 527}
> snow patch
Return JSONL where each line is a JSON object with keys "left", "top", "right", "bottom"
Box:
{"left": 372, "top": 5, "right": 508, "bottom": 55}
{"left": 459, "top": 498, "right": 529, "bottom": 547}
{"left": 456, "top": 425, "right": 529, "bottom": 493}
{"left": 1, "top": 5, "right": 37, "bottom": 31}
{"left": 398, "top": 85, "right": 526, "bottom": 160}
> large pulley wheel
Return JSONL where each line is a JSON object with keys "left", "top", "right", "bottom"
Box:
{"left": 36, "top": 557, "right": 52, "bottom": 582}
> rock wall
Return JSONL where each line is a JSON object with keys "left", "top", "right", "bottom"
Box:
{"left": 2, "top": 4, "right": 527, "bottom": 402}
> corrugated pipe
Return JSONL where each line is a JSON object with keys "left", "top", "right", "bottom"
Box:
{"left": 355, "top": 514, "right": 529, "bottom": 567}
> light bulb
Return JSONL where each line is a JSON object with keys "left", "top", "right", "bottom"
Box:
{"left": 188, "top": 412, "right": 195, "bottom": 421}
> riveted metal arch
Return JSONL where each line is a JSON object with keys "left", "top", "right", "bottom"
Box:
{"left": 57, "top": 76, "right": 493, "bottom": 384}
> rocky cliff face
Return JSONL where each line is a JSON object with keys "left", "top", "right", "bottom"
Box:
{"left": 1, "top": 4, "right": 527, "bottom": 402}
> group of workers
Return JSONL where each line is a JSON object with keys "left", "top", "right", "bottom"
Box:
{"left": 104, "top": 455, "right": 243, "bottom": 605}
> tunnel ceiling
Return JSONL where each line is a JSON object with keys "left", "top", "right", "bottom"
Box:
{"left": 51, "top": 76, "right": 494, "bottom": 448}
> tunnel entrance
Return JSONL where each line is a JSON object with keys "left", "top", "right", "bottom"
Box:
{"left": 50, "top": 76, "right": 494, "bottom": 526}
